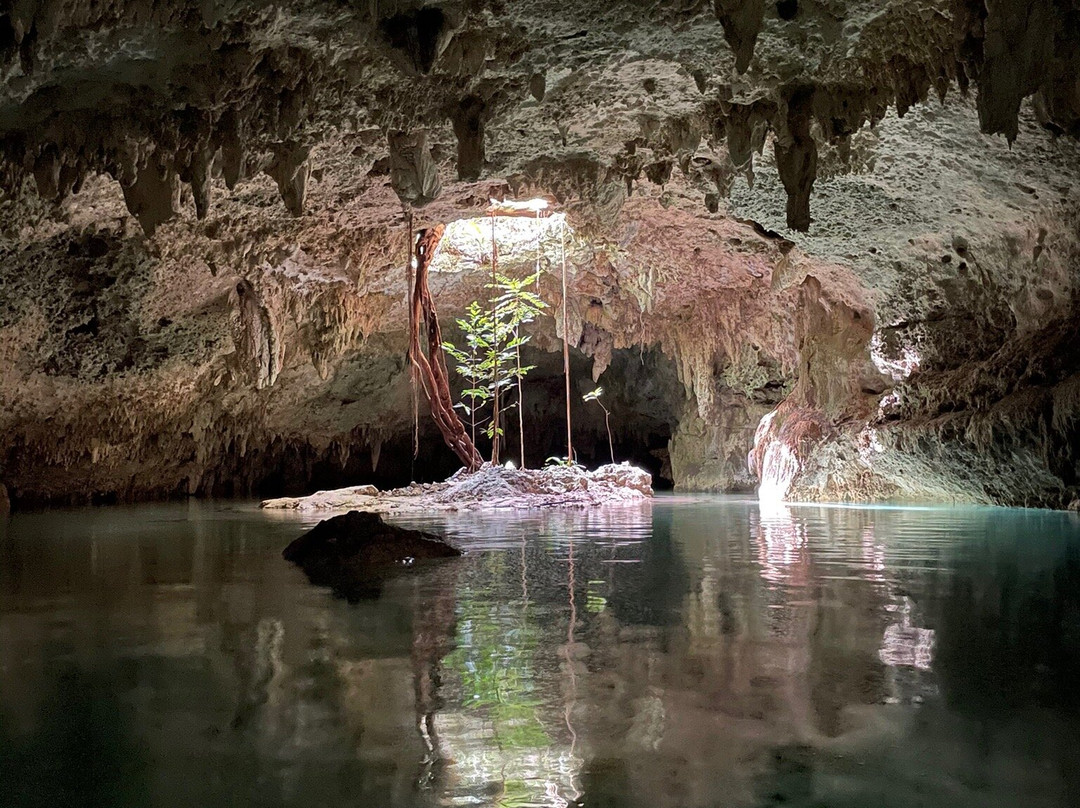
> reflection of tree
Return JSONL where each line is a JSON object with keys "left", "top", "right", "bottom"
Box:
{"left": 412, "top": 564, "right": 462, "bottom": 796}
{"left": 440, "top": 551, "right": 554, "bottom": 803}
{"left": 429, "top": 514, "right": 653, "bottom": 807}
{"left": 561, "top": 533, "right": 581, "bottom": 804}
{"left": 446, "top": 559, "right": 548, "bottom": 744}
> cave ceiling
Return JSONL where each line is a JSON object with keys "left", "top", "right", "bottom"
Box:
{"left": 1, "top": 0, "right": 1077, "bottom": 235}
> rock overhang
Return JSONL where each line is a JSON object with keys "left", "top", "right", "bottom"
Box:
{"left": 1, "top": 1, "right": 1078, "bottom": 236}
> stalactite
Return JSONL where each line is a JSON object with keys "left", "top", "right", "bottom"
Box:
{"left": 388, "top": 130, "right": 441, "bottom": 207}
{"left": 713, "top": 0, "right": 765, "bottom": 74}
{"left": 232, "top": 279, "right": 280, "bottom": 390}
{"left": 774, "top": 85, "right": 818, "bottom": 232}
{"left": 451, "top": 95, "right": 487, "bottom": 181}
{"left": 266, "top": 143, "right": 312, "bottom": 216}
{"left": 975, "top": 0, "right": 1055, "bottom": 143}
{"left": 121, "top": 162, "right": 180, "bottom": 235}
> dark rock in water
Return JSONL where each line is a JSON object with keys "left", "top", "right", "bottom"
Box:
{"left": 284, "top": 510, "right": 461, "bottom": 564}
{"left": 283, "top": 510, "right": 461, "bottom": 600}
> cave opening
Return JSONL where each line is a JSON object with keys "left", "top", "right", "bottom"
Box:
{"left": 244, "top": 206, "right": 683, "bottom": 498}
{"left": 426, "top": 207, "right": 680, "bottom": 487}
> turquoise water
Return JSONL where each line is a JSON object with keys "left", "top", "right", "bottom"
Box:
{"left": 1, "top": 496, "right": 1078, "bottom": 807}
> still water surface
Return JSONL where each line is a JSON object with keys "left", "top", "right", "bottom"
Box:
{"left": 1, "top": 496, "right": 1078, "bottom": 807}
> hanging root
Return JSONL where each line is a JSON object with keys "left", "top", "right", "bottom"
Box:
{"left": 408, "top": 225, "right": 484, "bottom": 472}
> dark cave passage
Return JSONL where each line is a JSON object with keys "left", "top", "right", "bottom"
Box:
{"left": 527, "top": 346, "right": 681, "bottom": 488}
{"left": 459, "top": 344, "right": 683, "bottom": 488}
{"left": 241, "top": 344, "right": 684, "bottom": 499}
{"left": 2, "top": 343, "right": 686, "bottom": 510}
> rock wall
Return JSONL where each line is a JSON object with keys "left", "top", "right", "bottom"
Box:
{"left": 740, "top": 101, "right": 1080, "bottom": 507}
{"left": 0, "top": 157, "right": 866, "bottom": 506}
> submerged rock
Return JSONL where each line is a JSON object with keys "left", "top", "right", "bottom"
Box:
{"left": 283, "top": 511, "right": 461, "bottom": 600}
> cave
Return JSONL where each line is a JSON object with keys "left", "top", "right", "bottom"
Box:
{"left": 2, "top": 2, "right": 1080, "bottom": 806}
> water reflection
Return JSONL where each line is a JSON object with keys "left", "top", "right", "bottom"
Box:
{"left": 1, "top": 500, "right": 1079, "bottom": 807}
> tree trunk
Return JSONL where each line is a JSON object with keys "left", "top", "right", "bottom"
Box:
{"left": 408, "top": 225, "right": 483, "bottom": 472}
{"left": 516, "top": 346, "right": 525, "bottom": 469}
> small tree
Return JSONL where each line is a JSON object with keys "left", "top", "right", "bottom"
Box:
{"left": 443, "top": 287, "right": 534, "bottom": 464}
{"left": 493, "top": 272, "right": 546, "bottom": 467}
{"left": 443, "top": 228, "right": 547, "bottom": 467}
{"left": 443, "top": 302, "right": 494, "bottom": 448}
{"left": 583, "top": 386, "right": 614, "bottom": 464}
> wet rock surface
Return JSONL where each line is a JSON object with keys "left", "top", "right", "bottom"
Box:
{"left": 283, "top": 510, "right": 461, "bottom": 564}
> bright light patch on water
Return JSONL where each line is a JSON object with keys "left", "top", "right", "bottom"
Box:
{"left": 755, "top": 502, "right": 808, "bottom": 586}
{"left": 880, "top": 598, "right": 936, "bottom": 671}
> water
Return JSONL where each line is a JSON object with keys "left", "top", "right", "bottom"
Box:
{"left": 1, "top": 496, "right": 1078, "bottom": 808}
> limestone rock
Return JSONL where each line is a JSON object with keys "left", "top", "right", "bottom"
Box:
{"left": 589, "top": 463, "right": 653, "bottom": 496}
{"left": 451, "top": 95, "right": 487, "bottom": 182}
{"left": 283, "top": 510, "right": 460, "bottom": 565}
{"left": 264, "top": 464, "right": 653, "bottom": 512}
{"left": 120, "top": 164, "right": 179, "bottom": 235}
{"left": 265, "top": 144, "right": 312, "bottom": 216}
{"left": 388, "top": 130, "right": 441, "bottom": 207}
{"left": 282, "top": 510, "right": 461, "bottom": 600}
{"left": 713, "top": 0, "right": 765, "bottom": 74}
